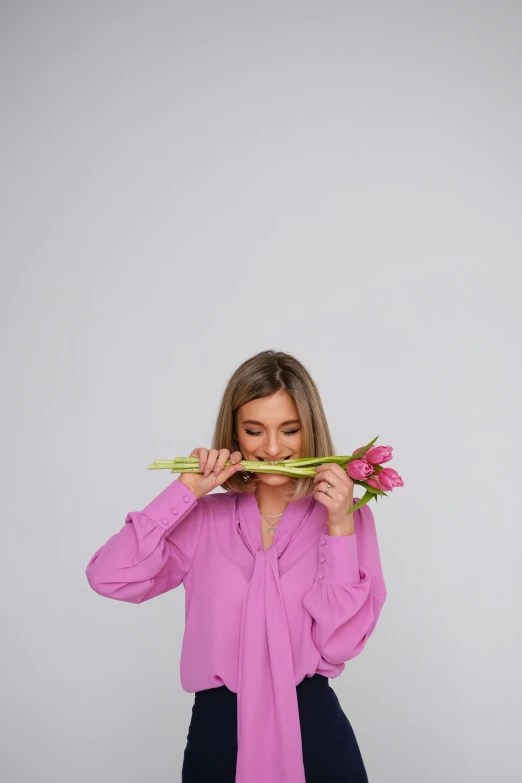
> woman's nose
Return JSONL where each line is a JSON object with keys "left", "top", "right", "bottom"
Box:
{"left": 265, "top": 439, "right": 284, "bottom": 457}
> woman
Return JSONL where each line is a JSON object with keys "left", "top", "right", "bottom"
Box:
{"left": 86, "top": 349, "right": 387, "bottom": 783}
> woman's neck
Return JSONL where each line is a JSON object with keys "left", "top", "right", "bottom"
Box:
{"left": 255, "top": 483, "right": 292, "bottom": 515}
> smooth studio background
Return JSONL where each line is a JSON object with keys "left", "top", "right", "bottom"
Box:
{"left": 1, "top": 2, "right": 520, "bottom": 782}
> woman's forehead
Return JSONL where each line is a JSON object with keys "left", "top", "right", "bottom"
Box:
{"left": 238, "top": 391, "right": 299, "bottom": 423}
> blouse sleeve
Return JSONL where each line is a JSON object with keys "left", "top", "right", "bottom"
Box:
{"left": 302, "top": 498, "right": 387, "bottom": 664}
{"left": 85, "top": 479, "right": 203, "bottom": 603}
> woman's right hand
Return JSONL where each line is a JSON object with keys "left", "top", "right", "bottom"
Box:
{"left": 177, "top": 447, "right": 245, "bottom": 499}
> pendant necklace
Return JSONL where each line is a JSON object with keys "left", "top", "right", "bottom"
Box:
{"left": 261, "top": 511, "right": 284, "bottom": 534}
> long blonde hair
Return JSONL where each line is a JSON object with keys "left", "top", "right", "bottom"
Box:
{"left": 212, "top": 350, "right": 335, "bottom": 502}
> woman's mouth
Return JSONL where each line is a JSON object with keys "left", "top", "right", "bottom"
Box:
{"left": 256, "top": 456, "right": 292, "bottom": 464}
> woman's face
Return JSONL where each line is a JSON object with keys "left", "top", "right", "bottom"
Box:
{"left": 235, "top": 389, "right": 303, "bottom": 487}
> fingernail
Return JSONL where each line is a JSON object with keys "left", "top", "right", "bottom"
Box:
{"left": 214, "top": 467, "right": 221, "bottom": 475}
{"left": 204, "top": 469, "right": 210, "bottom": 478}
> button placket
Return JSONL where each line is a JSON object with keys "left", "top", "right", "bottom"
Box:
{"left": 318, "top": 536, "right": 327, "bottom": 580}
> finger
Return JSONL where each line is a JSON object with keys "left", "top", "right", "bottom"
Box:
{"left": 315, "top": 463, "right": 350, "bottom": 481}
{"left": 203, "top": 449, "right": 219, "bottom": 478}
{"left": 216, "top": 460, "right": 244, "bottom": 485}
{"left": 194, "top": 448, "right": 208, "bottom": 473}
{"left": 314, "top": 467, "right": 349, "bottom": 487}
{"left": 313, "top": 468, "right": 337, "bottom": 485}
{"left": 313, "top": 486, "right": 335, "bottom": 509}
{"left": 320, "top": 480, "right": 342, "bottom": 498}
{"left": 313, "top": 465, "right": 324, "bottom": 483}
{"left": 213, "top": 449, "right": 231, "bottom": 476}
{"left": 328, "top": 463, "right": 349, "bottom": 478}
{"left": 230, "top": 451, "right": 243, "bottom": 465}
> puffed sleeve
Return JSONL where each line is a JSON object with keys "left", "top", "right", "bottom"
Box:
{"left": 85, "top": 479, "right": 204, "bottom": 603}
{"left": 302, "top": 498, "right": 387, "bottom": 664}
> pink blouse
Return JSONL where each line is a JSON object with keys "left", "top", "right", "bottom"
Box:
{"left": 85, "top": 478, "right": 387, "bottom": 783}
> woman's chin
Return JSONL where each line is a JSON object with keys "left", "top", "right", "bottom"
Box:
{"left": 254, "top": 472, "right": 293, "bottom": 485}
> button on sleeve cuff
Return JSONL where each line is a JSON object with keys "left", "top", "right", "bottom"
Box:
{"left": 316, "top": 533, "right": 360, "bottom": 585}
{"left": 137, "top": 479, "right": 199, "bottom": 533}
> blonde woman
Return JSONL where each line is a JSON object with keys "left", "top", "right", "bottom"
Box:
{"left": 86, "top": 350, "right": 387, "bottom": 783}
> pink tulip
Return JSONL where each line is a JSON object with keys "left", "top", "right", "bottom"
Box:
{"left": 367, "top": 468, "right": 404, "bottom": 492}
{"left": 346, "top": 460, "right": 374, "bottom": 480}
{"left": 364, "top": 445, "right": 393, "bottom": 465}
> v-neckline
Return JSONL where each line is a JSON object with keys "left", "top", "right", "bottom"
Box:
{"left": 261, "top": 518, "right": 277, "bottom": 551}
{"left": 237, "top": 491, "right": 316, "bottom": 555}
{"left": 252, "top": 491, "right": 291, "bottom": 551}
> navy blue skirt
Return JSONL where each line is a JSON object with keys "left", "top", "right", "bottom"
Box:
{"left": 181, "top": 673, "right": 369, "bottom": 782}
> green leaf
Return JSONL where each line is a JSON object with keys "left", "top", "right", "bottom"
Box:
{"left": 350, "top": 490, "right": 375, "bottom": 513}
{"left": 351, "top": 435, "right": 379, "bottom": 459}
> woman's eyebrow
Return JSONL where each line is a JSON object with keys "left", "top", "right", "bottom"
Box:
{"left": 241, "top": 419, "right": 301, "bottom": 426}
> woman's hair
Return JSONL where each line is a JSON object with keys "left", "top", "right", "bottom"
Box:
{"left": 212, "top": 350, "right": 335, "bottom": 502}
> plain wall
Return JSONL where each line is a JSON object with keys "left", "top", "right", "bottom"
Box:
{"left": 1, "top": 1, "right": 521, "bottom": 781}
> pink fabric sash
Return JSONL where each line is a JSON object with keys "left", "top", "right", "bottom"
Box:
{"left": 235, "top": 491, "right": 319, "bottom": 783}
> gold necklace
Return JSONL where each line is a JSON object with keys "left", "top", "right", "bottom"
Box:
{"left": 260, "top": 511, "right": 283, "bottom": 534}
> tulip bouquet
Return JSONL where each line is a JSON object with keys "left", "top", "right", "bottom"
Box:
{"left": 147, "top": 435, "right": 403, "bottom": 513}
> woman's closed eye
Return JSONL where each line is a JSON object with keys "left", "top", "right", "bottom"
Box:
{"left": 245, "top": 429, "right": 300, "bottom": 436}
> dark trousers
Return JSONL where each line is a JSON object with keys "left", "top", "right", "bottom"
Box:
{"left": 181, "top": 673, "right": 370, "bottom": 782}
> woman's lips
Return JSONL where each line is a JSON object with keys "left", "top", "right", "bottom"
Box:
{"left": 256, "top": 456, "right": 291, "bottom": 462}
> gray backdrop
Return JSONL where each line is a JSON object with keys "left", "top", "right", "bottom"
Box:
{"left": 1, "top": 1, "right": 520, "bottom": 781}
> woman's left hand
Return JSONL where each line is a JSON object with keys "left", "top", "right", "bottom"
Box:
{"left": 313, "top": 463, "right": 355, "bottom": 530}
